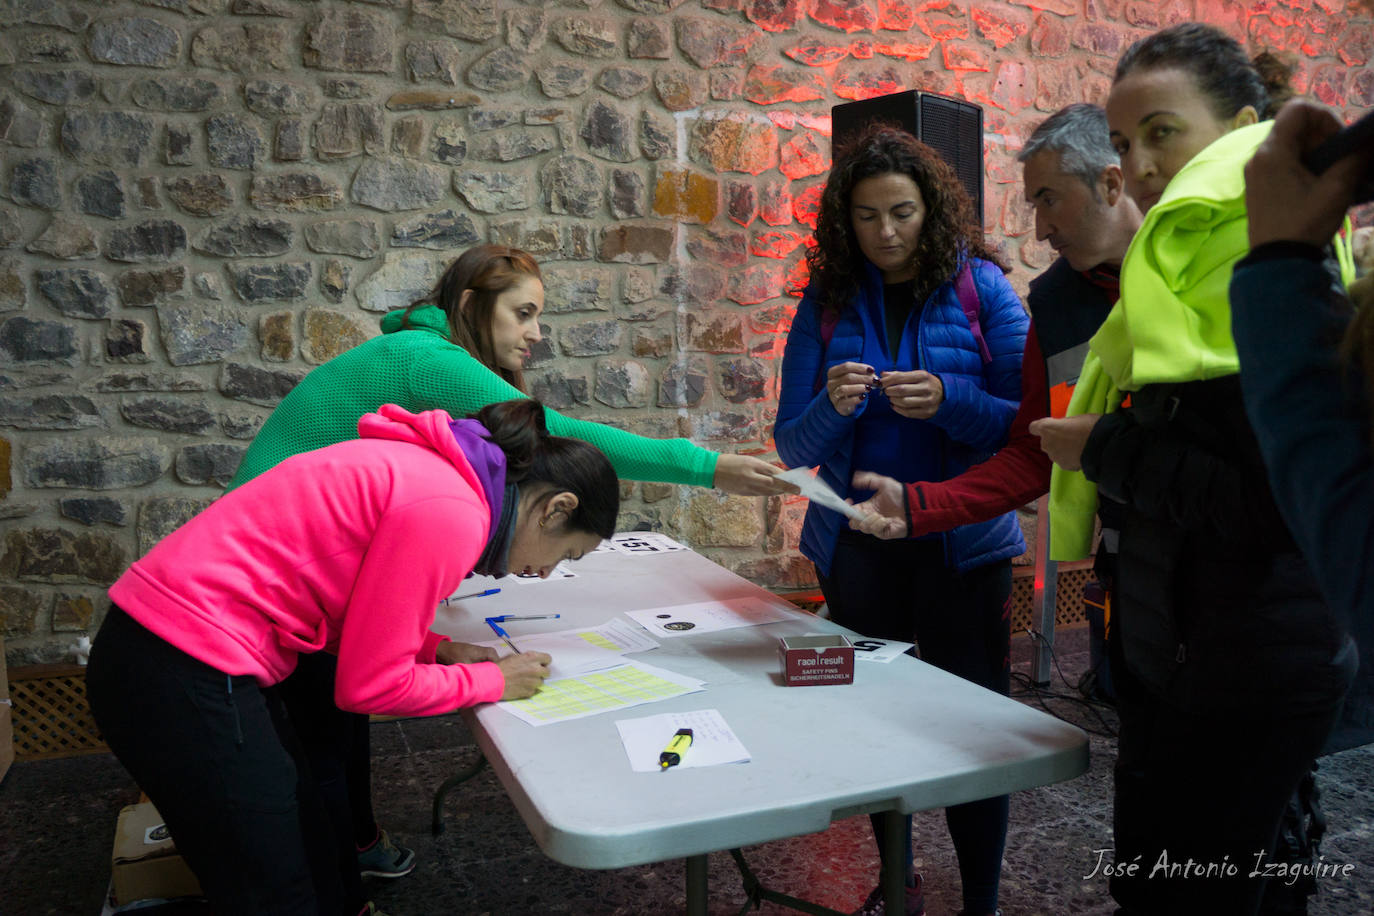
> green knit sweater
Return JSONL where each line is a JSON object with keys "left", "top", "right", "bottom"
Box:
{"left": 227, "top": 305, "right": 718, "bottom": 490}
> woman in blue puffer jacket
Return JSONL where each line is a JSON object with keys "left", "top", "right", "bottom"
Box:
{"left": 773, "top": 123, "right": 1028, "bottom": 916}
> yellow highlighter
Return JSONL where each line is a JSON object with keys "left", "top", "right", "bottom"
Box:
{"left": 658, "top": 728, "right": 694, "bottom": 771}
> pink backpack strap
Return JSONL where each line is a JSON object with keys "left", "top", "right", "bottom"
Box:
{"left": 955, "top": 262, "right": 991, "bottom": 365}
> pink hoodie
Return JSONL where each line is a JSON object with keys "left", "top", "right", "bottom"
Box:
{"left": 108, "top": 405, "right": 505, "bottom": 716}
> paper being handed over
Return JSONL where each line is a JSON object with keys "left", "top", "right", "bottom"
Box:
{"left": 776, "top": 467, "right": 868, "bottom": 521}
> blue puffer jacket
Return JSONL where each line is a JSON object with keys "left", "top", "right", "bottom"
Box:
{"left": 774, "top": 257, "right": 1029, "bottom": 576}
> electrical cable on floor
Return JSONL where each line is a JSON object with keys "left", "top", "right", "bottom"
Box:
{"left": 1011, "top": 627, "right": 1119, "bottom": 739}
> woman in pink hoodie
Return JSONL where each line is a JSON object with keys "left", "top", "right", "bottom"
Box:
{"left": 86, "top": 399, "right": 617, "bottom": 916}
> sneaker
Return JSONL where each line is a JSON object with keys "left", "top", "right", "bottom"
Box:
{"left": 357, "top": 828, "right": 416, "bottom": 879}
{"left": 852, "top": 875, "right": 925, "bottom": 916}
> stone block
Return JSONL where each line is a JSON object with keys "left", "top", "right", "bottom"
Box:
{"left": 0, "top": 585, "right": 42, "bottom": 637}
{"left": 0, "top": 394, "right": 101, "bottom": 430}
{"left": 391, "top": 209, "right": 480, "bottom": 250}
{"left": 206, "top": 114, "right": 266, "bottom": 169}
{"left": 175, "top": 443, "right": 246, "bottom": 488}
{"left": 506, "top": 8, "right": 547, "bottom": 53}
{"left": 640, "top": 110, "right": 675, "bottom": 160}
{"left": 561, "top": 319, "right": 623, "bottom": 357}
{"left": 676, "top": 16, "right": 762, "bottom": 68}
{"left": 581, "top": 100, "right": 636, "bottom": 162}
{"left": 0, "top": 316, "right": 79, "bottom": 364}
{"left": 319, "top": 259, "right": 349, "bottom": 304}
{"left": 653, "top": 68, "right": 708, "bottom": 112}
{"left": 536, "top": 62, "right": 593, "bottom": 99}
{"left": 11, "top": 68, "right": 96, "bottom": 105}
{"left": 129, "top": 77, "right": 222, "bottom": 111}
{"left": 304, "top": 219, "right": 381, "bottom": 259}
{"left": 354, "top": 253, "right": 438, "bottom": 313}
{"left": 687, "top": 228, "right": 748, "bottom": 267}
{"left": 551, "top": 15, "right": 619, "bottom": 58}
{"left": 628, "top": 18, "right": 671, "bottom": 59}
{"left": 304, "top": 7, "right": 394, "bottom": 73}
{"left": 117, "top": 267, "right": 185, "bottom": 308}
{"left": 543, "top": 267, "right": 615, "bottom": 313}
{"left": 250, "top": 173, "right": 345, "bottom": 212}
{"left": 405, "top": 39, "right": 465, "bottom": 85}
{"left": 104, "top": 219, "right": 188, "bottom": 264}
{"left": 165, "top": 174, "right": 231, "bottom": 217}
{"left": 350, "top": 159, "right": 447, "bottom": 211}
{"left": 105, "top": 318, "right": 151, "bottom": 363}
{"left": 689, "top": 115, "right": 778, "bottom": 175}
{"left": 302, "top": 308, "right": 375, "bottom": 364}
{"left": 411, "top": 0, "right": 500, "bottom": 42}
{"left": 23, "top": 438, "right": 170, "bottom": 491}
{"left": 52, "top": 592, "right": 97, "bottom": 632}
{"left": 258, "top": 311, "right": 294, "bottom": 361}
{"left": 36, "top": 268, "right": 114, "bottom": 318}
{"left": 598, "top": 67, "right": 652, "bottom": 99}
{"left": 467, "top": 47, "right": 530, "bottom": 92}
{"left": 165, "top": 123, "right": 194, "bottom": 165}
{"left": 610, "top": 169, "right": 646, "bottom": 219}
{"left": 190, "top": 22, "right": 291, "bottom": 73}
{"left": 541, "top": 156, "right": 603, "bottom": 217}
{"left": 744, "top": 64, "right": 826, "bottom": 105}
{"left": 218, "top": 362, "right": 307, "bottom": 406}
{"left": 528, "top": 370, "right": 589, "bottom": 410}
{"left": 244, "top": 79, "right": 316, "bottom": 115}
{"left": 194, "top": 216, "right": 293, "bottom": 258}
{"left": 453, "top": 171, "right": 530, "bottom": 214}
{"left": 137, "top": 497, "right": 214, "bottom": 556}
{"left": 10, "top": 157, "right": 61, "bottom": 210}
{"left": 599, "top": 224, "right": 674, "bottom": 263}
{"left": 593, "top": 359, "right": 652, "bottom": 408}
{"left": 27, "top": 217, "right": 97, "bottom": 260}
{"left": 314, "top": 102, "right": 385, "bottom": 160}
{"left": 227, "top": 263, "right": 311, "bottom": 303}
{"left": 430, "top": 121, "right": 468, "bottom": 164}
{"left": 658, "top": 357, "right": 708, "bottom": 407}
{"left": 673, "top": 491, "right": 762, "bottom": 547}
{"left": 59, "top": 498, "right": 130, "bottom": 528}
{"left": 158, "top": 303, "right": 251, "bottom": 365}
{"left": 653, "top": 167, "right": 719, "bottom": 223}
{"left": 120, "top": 397, "right": 216, "bottom": 435}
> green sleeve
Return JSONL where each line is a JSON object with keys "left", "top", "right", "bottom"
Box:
{"left": 407, "top": 346, "right": 719, "bottom": 487}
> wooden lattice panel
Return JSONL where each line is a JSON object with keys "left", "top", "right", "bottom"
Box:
{"left": 1009, "top": 563, "right": 1095, "bottom": 634}
{"left": 7, "top": 663, "right": 107, "bottom": 761}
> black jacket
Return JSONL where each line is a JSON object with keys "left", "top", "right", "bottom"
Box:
{"left": 1081, "top": 375, "right": 1355, "bottom": 716}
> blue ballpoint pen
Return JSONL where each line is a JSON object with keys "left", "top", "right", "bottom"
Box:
{"left": 485, "top": 617, "right": 520, "bottom": 654}
{"left": 447, "top": 587, "right": 501, "bottom": 603}
{"left": 488, "top": 614, "right": 562, "bottom": 623}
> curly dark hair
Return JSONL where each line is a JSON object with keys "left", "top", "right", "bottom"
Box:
{"left": 806, "top": 122, "right": 1006, "bottom": 317}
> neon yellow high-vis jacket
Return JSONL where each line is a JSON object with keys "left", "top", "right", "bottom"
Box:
{"left": 1048, "top": 121, "right": 1354, "bottom": 560}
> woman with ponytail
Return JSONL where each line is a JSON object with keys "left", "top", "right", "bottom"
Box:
{"left": 1029, "top": 24, "right": 1358, "bottom": 915}
{"left": 87, "top": 399, "right": 617, "bottom": 916}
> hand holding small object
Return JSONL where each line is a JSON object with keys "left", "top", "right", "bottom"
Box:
{"left": 1029, "top": 414, "right": 1101, "bottom": 472}
{"left": 878, "top": 370, "right": 944, "bottom": 420}
{"left": 497, "top": 651, "right": 553, "bottom": 700}
{"left": 827, "top": 361, "right": 878, "bottom": 416}
{"left": 847, "top": 471, "right": 910, "bottom": 539}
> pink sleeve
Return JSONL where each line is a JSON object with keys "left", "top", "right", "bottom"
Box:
{"left": 333, "top": 496, "right": 506, "bottom": 716}
{"left": 418, "top": 631, "right": 449, "bottom": 664}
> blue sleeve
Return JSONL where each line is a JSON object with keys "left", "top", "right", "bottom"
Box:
{"left": 1231, "top": 255, "right": 1372, "bottom": 635}
{"left": 929, "top": 261, "right": 1029, "bottom": 450}
{"left": 773, "top": 287, "right": 859, "bottom": 469}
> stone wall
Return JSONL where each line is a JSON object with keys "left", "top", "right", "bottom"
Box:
{"left": 2, "top": 0, "right": 1371, "bottom": 664}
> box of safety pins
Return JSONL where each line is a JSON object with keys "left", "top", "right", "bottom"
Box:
{"left": 779, "top": 634, "right": 855, "bottom": 686}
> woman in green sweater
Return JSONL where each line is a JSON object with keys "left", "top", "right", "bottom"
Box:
{"left": 228, "top": 245, "right": 784, "bottom": 494}
{"left": 228, "top": 244, "right": 788, "bottom": 909}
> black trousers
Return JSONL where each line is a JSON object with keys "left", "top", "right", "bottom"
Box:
{"left": 277, "top": 651, "right": 379, "bottom": 848}
{"left": 87, "top": 607, "right": 365, "bottom": 916}
{"left": 818, "top": 533, "right": 1012, "bottom": 914}
{"left": 1108, "top": 633, "right": 1343, "bottom": 916}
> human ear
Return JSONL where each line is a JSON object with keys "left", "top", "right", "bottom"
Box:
{"left": 458, "top": 288, "right": 474, "bottom": 316}
{"left": 540, "top": 491, "right": 580, "bottom": 528}
{"left": 1231, "top": 105, "right": 1259, "bottom": 130}
{"left": 1100, "top": 165, "right": 1126, "bottom": 206}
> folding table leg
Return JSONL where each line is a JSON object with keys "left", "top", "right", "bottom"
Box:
{"left": 686, "top": 854, "right": 709, "bottom": 916}
{"left": 879, "top": 811, "right": 906, "bottom": 915}
{"left": 430, "top": 752, "right": 489, "bottom": 835}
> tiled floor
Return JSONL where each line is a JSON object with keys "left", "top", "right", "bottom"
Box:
{"left": 2, "top": 625, "right": 1371, "bottom": 916}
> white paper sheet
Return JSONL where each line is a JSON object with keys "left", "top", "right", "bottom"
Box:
{"left": 606, "top": 531, "right": 688, "bottom": 555}
{"left": 504, "top": 562, "right": 578, "bottom": 584}
{"left": 496, "top": 660, "right": 706, "bottom": 727}
{"left": 475, "top": 632, "right": 628, "bottom": 679}
{"left": 615, "top": 708, "right": 751, "bottom": 772}
{"left": 845, "top": 636, "right": 916, "bottom": 663}
{"left": 776, "top": 467, "right": 867, "bottom": 521}
{"left": 625, "top": 596, "right": 793, "bottom": 638}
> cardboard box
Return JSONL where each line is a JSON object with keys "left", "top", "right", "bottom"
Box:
{"left": 779, "top": 634, "right": 855, "bottom": 686}
{"left": 111, "top": 801, "right": 203, "bottom": 906}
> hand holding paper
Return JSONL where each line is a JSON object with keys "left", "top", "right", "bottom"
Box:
{"left": 776, "top": 467, "right": 868, "bottom": 522}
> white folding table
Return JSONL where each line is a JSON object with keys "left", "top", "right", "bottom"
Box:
{"left": 430, "top": 543, "right": 1089, "bottom": 915}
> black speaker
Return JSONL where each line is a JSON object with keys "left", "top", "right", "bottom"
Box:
{"left": 831, "top": 90, "right": 985, "bottom": 221}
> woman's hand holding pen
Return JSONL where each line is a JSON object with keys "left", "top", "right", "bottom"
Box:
{"left": 827, "top": 362, "right": 876, "bottom": 416}
{"left": 435, "top": 640, "right": 499, "bottom": 665}
{"left": 879, "top": 370, "right": 944, "bottom": 419}
{"left": 497, "top": 650, "right": 553, "bottom": 700}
